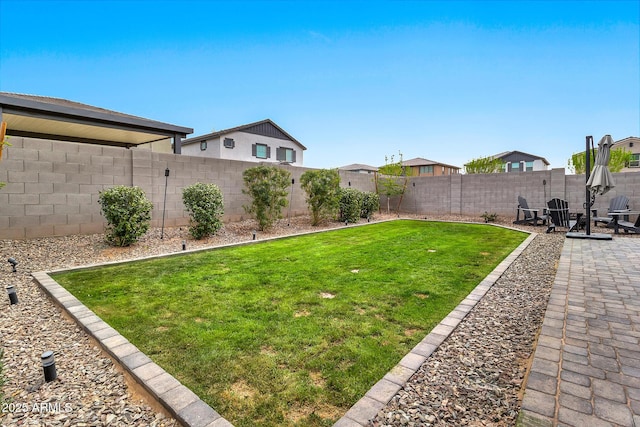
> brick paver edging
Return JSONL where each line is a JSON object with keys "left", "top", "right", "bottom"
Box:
{"left": 32, "top": 219, "right": 535, "bottom": 427}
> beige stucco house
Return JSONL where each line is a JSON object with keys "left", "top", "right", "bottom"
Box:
{"left": 181, "top": 119, "right": 306, "bottom": 166}
{"left": 612, "top": 136, "right": 640, "bottom": 172}
{"left": 401, "top": 157, "right": 461, "bottom": 176}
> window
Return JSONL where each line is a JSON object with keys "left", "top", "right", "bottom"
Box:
{"left": 526, "top": 161, "right": 534, "bottom": 172}
{"left": 252, "top": 143, "right": 270, "bottom": 159}
{"left": 223, "top": 138, "right": 235, "bottom": 149}
{"left": 200, "top": 141, "right": 207, "bottom": 151}
{"left": 511, "top": 162, "right": 520, "bottom": 171}
{"left": 630, "top": 153, "right": 640, "bottom": 168}
{"left": 419, "top": 165, "right": 433, "bottom": 175}
{"left": 276, "top": 147, "right": 296, "bottom": 163}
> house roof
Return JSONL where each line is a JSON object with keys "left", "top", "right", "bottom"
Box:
{"left": 612, "top": 136, "right": 640, "bottom": 148}
{"left": 0, "top": 92, "right": 193, "bottom": 149}
{"left": 401, "top": 157, "right": 460, "bottom": 170}
{"left": 489, "top": 151, "right": 550, "bottom": 165}
{"left": 183, "top": 119, "right": 307, "bottom": 150}
{"left": 339, "top": 163, "right": 379, "bottom": 172}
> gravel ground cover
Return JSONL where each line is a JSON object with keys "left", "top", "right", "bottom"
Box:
{"left": 0, "top": 213, "right": 622, "bottom": 426}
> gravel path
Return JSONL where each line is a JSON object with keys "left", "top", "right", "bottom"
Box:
{"left": 0, "top": 214, "right": 583, "bottom": 426}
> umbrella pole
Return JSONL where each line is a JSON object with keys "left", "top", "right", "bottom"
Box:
{"left": 585, "top": 135, "right": 592, "bottom": 236}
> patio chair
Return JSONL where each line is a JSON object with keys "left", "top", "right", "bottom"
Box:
{"left": 592, "top": 195, "right": 630, "bottom": 227}
{"left": 615, "top": 214, "right": 640, "bottom": 234}
{"left": 546, "top": 198, "right": 579, "bottom": 233}
{"left": 514, "top": 196, "right": 547, "bottom": 226}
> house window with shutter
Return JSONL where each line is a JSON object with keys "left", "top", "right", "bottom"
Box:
{"left": 252, "top": 143, "right": 270, "bottom": 159}
{"left": 223, "top": 138, "right": 235, "bottom": 149}
{"left": 276, "top": 147, "right": 296, "bottom": 163}
{"left": 200, "top": 141, "right": 207, "bottom": 151}
{"left": 526, "top": 161, "right": 534, "bottom": 172}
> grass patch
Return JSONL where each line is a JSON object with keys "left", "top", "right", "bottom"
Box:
{"left": 53, "top": 220, "right": 526, "bottom": 426}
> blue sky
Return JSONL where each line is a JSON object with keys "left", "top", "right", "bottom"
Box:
{"left": 1, "top": 0, "right": 638, "bottom": 171}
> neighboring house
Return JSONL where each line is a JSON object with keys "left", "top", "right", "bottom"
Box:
{"left": 401, "top": 157, "right": 460, "bottom": 176}
{"left": 612, "top": 136, "right": 640, "bottom": 172}
{"left": 339, "top": 163, "right": 378, "bottom": 174}
{"left": 182, "top": 119, "right": 306, "bottom": 166}
{"left": 490, "top": 151, "right": 550, "bottom": 172}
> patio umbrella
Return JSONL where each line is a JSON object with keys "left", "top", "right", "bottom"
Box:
{"left": 586, "top": 135, "right": 616, "bottom": 196}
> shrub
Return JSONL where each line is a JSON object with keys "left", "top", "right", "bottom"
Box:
{"left": 182, "top": 182, "right": 224, "bottom": 239}
{"left": 338, "top": 187, "right": 363, "bottom": 224}
{"left": 300, "top": 169, "right": 341, "bottom": 226}
{"left": 361, "top": 191, "right": 380, "bottom": 219}
{"left": 242, "top": 166, "right": 291, "bottom": 231}
{"left": 98, "top": 186, "right": 153, "bottom": 247}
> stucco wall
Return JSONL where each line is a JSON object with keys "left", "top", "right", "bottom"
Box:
{"left": 181, "top": 131, "right": 304, "bottom": 165}
{"left": 1, "top": 136, "right": 639, "bottom": 239}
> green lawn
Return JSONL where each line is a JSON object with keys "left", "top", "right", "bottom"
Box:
{"left": 53, "top": 220, "right": 527, "bottom": 427}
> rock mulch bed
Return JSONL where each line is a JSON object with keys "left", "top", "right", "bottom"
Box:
{"left": 0, "top": 214, "right": 600, "bottom": 425}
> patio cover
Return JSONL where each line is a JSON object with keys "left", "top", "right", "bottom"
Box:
{"left": 0, "top": 93, "right": 193, "bottom": 153}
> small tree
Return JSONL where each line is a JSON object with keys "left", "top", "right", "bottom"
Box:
{"left": 568, "top": 148, "right": 632, "bottom": 174}
{"left": 242, "top": 165, "right": 291, "bottom": 231}
{"left": 464, "top": 156, "right": 505, "bottom": 174}
{"left": 182, "top": 182, "right": 224, "bottom": 239}
{"left": 300, "top": 169, "right": 341, "bottom": 226}
{"left": 98, "top": 186, "right": 153, "bottom": 246}
{"left": 376, "top": 153, "right": 410, "bottom": 214}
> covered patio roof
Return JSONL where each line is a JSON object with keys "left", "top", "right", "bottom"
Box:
{"left": 0, "top": 92, "right": 193, "bottom": 153}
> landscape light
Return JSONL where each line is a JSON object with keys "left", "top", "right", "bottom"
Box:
{"left": 252, "top": 231, "right": 257, "bottom": 240}
{"left": 7, "top": 258, "right": 17, "bottom": 273}
{"left": 6, "top": 286, "right": 18, "bottom": 305}
{"left": 41, "top": 351, "right": 57, "bottom": 382}
{"left": 182, "top": 241, "right": 186, "bottom": 251}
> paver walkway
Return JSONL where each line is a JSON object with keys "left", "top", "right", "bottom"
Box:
{"left": 518, "top": 236, "right": 640, "bottom": 427}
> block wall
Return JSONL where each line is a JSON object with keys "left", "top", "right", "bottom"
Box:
{"left": 1, "top": 137, "right": 640, "bottom": 239}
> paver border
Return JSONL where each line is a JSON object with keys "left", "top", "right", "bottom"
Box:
{"left": 32, "top": 219, "right": 535, "bottom": 427}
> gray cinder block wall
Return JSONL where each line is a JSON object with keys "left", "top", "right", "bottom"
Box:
{"left": 1, "top": 136, "right": 639, "bottom": 239}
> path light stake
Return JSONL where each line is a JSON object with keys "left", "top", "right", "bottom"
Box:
{"left": 41, "top": 350, "right": 57, "bottom": 382}
{"left": 182, "top": 240, "right": 186, "bottom": 251}
{"left": 413, "top": 182, "right": 417, "bottom": 216}
{"left": 287, "top": 178, "right": 295, "bottom": 226}
{"left": 252, "top": 231, "right": 257, "bottom": 240}
{"left": 7, "top": 257, "right": 17, "bottom": 273}
{"left": 161, "top": 168, "right": 170, "bottom": 239}
{"left": 6, "top": 285, "right": 18, "bottom": 305}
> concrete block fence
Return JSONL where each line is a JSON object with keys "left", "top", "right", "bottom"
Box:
{"left": 1, "top": 136, "right": 639, "bottom": 239}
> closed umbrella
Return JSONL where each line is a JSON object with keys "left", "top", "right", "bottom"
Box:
{"left": 586, "top": 135, "right": 616, "bottom": 196}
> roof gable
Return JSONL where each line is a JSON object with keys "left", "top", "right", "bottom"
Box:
{"left": 491, "top": 151, "right": 550, "bottom": 165}
{"left": 183, "top": 119, "right": 306, "bottom": 150}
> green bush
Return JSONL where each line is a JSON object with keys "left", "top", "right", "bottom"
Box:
{"left": 361, "top": 191, "right": 380, "bottom": 219}
{"left": 338, "top": 187, "right": 363, "bottom": 224}
{"left": 98, "top": 186, "right": 153, "bottom": 247}
{"left": 242, "top": 166, "right": 291, "bottom": 231}
{"left": 182, "top": 182, "right": 224, "bottom": 239}
{"left": 300, "top": 169, "right": 341, "bottom": 226}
